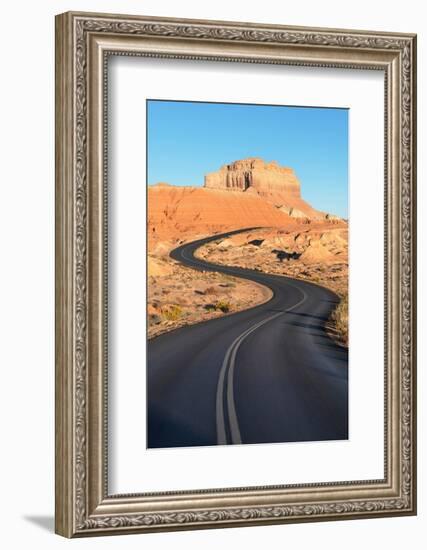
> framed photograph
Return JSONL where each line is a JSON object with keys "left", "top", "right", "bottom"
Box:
{"left": 55, "top": 11, "right": 417, "bottom": 537}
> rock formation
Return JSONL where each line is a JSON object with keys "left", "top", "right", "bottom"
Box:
{"left": 205, "top": 158, "right": 300, "bottom": 196}
{"left": 147, "top": 157, "right": 342, "bottom": 250}
{"left": 147, "top": 185, "right": 294, "bottom": 246}
{"left": 204, "top": 158, "right": 324, "bottom": 219}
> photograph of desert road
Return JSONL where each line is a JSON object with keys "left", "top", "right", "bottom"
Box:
{"left": 147, "top": 100, "right": 348, "bottom": 448}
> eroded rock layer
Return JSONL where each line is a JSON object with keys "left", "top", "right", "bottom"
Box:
{"left": 204, "top": 158, "right": 323, "bottom": 219}
{"left": 205, "top": 158, "right": 300, "bottom": 196}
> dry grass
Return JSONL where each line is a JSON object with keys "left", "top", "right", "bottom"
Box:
{"left": 215, "top": 300, "right": 231, "bottom": 313}
{"left": 329, "top": 293, "right": 348, "bottom": 346}
{"left": 162, "top": 304, "right": 183, "bottom": 322}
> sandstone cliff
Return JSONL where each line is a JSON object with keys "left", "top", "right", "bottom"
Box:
{"left": 205, "top": 158, "right": 300, "bottom": 195}
{"left": 204, "top": 158, "right": 324, "bottom": 219}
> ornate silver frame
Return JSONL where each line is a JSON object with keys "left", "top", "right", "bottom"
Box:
{"left": 55, "top": 11, "right": 417, "bottom": 537}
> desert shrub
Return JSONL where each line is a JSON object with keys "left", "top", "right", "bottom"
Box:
{"left": 203, "top": 301, "right": 231, "bottom": 313}
{"left": 162, "top": 305, "right": 183, "bottom": 321}
{"left": 215, "top": 300, "right": 231, "bottom": 313}
{"left": 330, "top": 293, "right": 348, "bottom": 345}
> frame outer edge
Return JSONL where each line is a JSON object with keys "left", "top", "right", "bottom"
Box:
{"left": 54, "top": 10, "right": 417, "bottom": 537}
{"left": 62, "top": 10, "right": 417, "bottom": 40}
{"left": 410, "top": 34, "right": 417, "bottom": 514}
{"left": 55, "top": 12, "right": 75, "bottom": 538}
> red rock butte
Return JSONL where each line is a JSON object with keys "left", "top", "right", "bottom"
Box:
{"left": 204, "top": 158, "right": 323, "bottom": 219}
{"left": 205, "top": 158, "right": 300, "bottom": 197}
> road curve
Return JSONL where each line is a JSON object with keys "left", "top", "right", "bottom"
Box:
{"left": 147, "top": 228, "right": 348, "bottom": 448}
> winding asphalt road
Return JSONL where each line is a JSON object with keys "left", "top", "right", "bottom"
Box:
{"left": 147, "top": 228, "right": 348, "bottom": 448}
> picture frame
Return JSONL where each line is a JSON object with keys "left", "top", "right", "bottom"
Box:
{"left": 55, "top": 11, "right": 417, "bottom": 537}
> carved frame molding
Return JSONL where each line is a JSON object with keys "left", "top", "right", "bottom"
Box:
{"left": 55, "top": 11, "right": 416, "bottom": 537}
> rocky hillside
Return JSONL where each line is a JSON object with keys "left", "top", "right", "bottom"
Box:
{"left": 148, "top": 158, "right": 337, "bottom": 251}
{"left": 148, "top": 184, "right": 294, "bottom": 249}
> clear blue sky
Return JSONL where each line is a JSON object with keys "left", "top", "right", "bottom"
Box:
{"left": 147, "top": 100, "right": 348, "bottom": 218}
